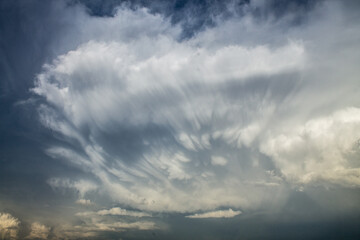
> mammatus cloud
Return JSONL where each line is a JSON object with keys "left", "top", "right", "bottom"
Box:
{"left": 186, "top": 209, "right": 241, "bottom": 219}
{"left": 26, "top": 222, "right": 50, "bottom": 240}
{"left": 0, "top": 213, "right": 20, "bottom": 240}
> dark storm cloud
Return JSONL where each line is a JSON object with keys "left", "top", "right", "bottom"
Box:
{"left": 1, "top": 0, "right": 360, "bottom": 239}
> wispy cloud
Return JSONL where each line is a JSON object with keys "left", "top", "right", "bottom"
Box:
{"left": 0, "top": 2, "right": 356, "bottom": 239}
{"left": 76, "top": 207, "right": 151, "bottom": 218}
{"left": 97, "top": 207, "right": 151, "bottom": 217}
{"left": 1, "top": 0, "right": 359, "bottom": 239}
{"left": 30, "top": 1, "right": 360, "bottom": 216}
{"left": 186, "top": 209, "right": 241, "bottom": 218}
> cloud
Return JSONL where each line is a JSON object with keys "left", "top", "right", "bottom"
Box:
{"left": 58, "top": 206, "right": 158, "bottom": 239}
{"left": 211, "top": 156, "right": 228, "bottom": 166}
{"left": 53, "top": 218, "right": 157, "bottom": 239}
{"left": 32, "top": 15, "right": 304, "bottom": 212}
{"left": 0, "top": 0, "right": 359, "bottom": 239}
{"left": 92, "top": 221, "right": 156, "bottom": 231}
{"left": 67, "top": 220, "right": 156, "bottom": 232}
{"left": 76, "top": 207, "right": 151, "bottom": 218}
{"left": 186, "top": 209, "right": 241, "bottom": 219}
{"left": 47, "top": 178, "right": 97, "bottom": 198}
{"left": 0, "top": 213, "right": 20, "bottom": 240}
{"left": 26, "top": 222, "right": 50, "bottom": 240}
{"left": 97, "top": 207, "right": 151, "bottom": 217}
{"left": 76, "top": 199, "right": 93, "bottom": 205}
{"left": 30, "top": 0, "right": 360, "bottom": 216}
{"left": 260, "top": 107, "right": 360, "bottom": 187}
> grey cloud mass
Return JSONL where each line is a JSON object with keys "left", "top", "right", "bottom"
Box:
{"left": 1, "top": 0, "right": 360, "bottom": 239}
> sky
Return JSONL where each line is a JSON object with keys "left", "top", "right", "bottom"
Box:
{"left": 1, "top": 0, "right": 360, "bottom": 239}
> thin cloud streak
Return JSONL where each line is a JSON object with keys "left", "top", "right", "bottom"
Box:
{"left": 186, "top": 209, "right": 242, "bottom": 219}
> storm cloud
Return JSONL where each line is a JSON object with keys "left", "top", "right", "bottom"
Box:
{"left": 1, "top": 0, "right": 360, "bottom": 239}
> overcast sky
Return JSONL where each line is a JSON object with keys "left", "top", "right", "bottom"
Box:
{"left": 1, "top": 0, "right": 360, "bottom": 239}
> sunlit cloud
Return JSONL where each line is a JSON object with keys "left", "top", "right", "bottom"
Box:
{"left": 0, "top": 213, "right": 20, "bottom": 240}
{"left": 26, "top": 222, "right": 50, "bottom": 240}
{"left": 186, "top": 209, "right": 242, "bottom": 218}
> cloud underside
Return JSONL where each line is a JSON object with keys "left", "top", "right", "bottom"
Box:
{"left": 31, "top": 1, "right": 360, "bottom": 215}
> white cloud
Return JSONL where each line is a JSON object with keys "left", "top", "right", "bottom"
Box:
{"left": 32, "top": 1, "right": 360, "bottom": 215}
{"left": 32, "top": 27, "right": 303, "bottom": 212}
{"left": 211, "top": 156, "right": 228, "bottom": 166}
{"left": 186, "top": 209, "right": 241, "bottom": 218}
{"left": 93, "top": 221, "right": 156, "bottom": 231}
{"left": 0, "top": 213, "right": 20, "bottom": 240}
{"left": 260, "top": 107, "right": 360, "bottom": 187}
{"left": 26, "top": 222, "right": 50, "bottom": 239}
{"left": 33, "top": 40, "right": 304, "bottom": 139}
{"left": 97, "top": 207, "right": 151, "bottom": 217}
